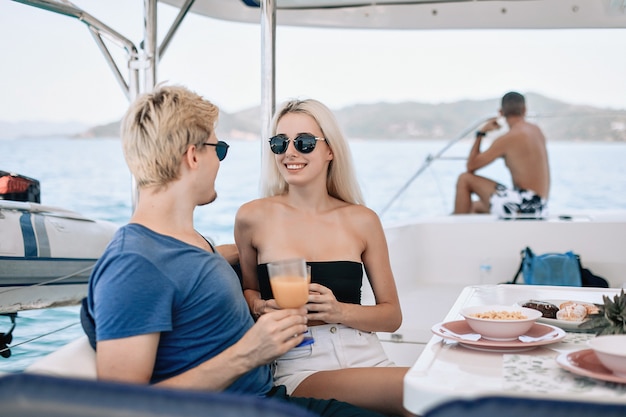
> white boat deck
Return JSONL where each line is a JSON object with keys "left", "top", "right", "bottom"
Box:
{"left": 365, "top": 211, "right": 626, "bottom": 365}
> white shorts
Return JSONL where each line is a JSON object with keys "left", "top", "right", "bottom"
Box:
{"left": 272, "top": 323, "right": 395, "bottom": 394}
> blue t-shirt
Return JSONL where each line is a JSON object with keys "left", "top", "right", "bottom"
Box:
{"left": 87, "top": 223, "right": 273, "bottom": 396}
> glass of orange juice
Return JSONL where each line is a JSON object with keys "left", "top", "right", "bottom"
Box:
{"left": 267, "top": 258, "right": 314, "bottom": 346}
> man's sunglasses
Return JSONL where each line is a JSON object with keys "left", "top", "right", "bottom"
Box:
{"left": 203, "top": 140, "right": 229, "bottom": 161}
{"left": 268, "top": 133, "right": 326, "bottom": 155}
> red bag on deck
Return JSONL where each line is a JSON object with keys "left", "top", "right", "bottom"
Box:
{"left": 0, "top": 171, "right": 40, "bottom": 203}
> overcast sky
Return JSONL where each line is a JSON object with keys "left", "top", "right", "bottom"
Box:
{"left": 2, "top": 1, "right": 625, "bottom": 125}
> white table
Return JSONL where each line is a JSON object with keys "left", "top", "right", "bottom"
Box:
{"left": 403, "top": 284, "right": 626, "bottom": 415}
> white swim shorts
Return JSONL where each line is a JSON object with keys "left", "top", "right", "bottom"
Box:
{"left": 490, "top": 184, "right": 548, "bottom": 219}
{"left": 272, "top": 323, "right": 395, "bottom": 394}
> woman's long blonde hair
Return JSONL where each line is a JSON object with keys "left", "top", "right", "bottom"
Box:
{"left": 260, "top": 99, "right": 364, "bottom": 205}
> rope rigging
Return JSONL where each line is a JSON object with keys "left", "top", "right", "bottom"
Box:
{"left": 0, "top": 319, "right": 80, "bottom": 359}
{"left": 0, "top": 265, "right": 92, "bottom": 359}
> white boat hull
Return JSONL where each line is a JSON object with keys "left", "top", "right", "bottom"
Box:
{"left": 0, "top": 201, "right": 118, "bottom": 313}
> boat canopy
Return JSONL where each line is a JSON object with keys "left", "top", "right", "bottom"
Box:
{"left": 160, "top": 0, "right": 626, "bottom": 30}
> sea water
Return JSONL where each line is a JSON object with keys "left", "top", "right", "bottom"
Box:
{"left": 1, "top": 137, "right": 625, "bottom": 372}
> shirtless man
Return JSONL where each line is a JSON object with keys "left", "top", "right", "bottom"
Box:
{"left": 453, "top": 91, "right": 550, "bottom": 217}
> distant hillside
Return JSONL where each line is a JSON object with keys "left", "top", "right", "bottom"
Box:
{"left": 6, "top": 93, "right": 626, "bottom": 141}
{"left": 0, "top": 120, "right": 88, "bottom": 139}
{"left": 335, "top": 93, "right": 626, "bottom": 141}
{"left": 71, "top": 109, "right": 262, "bottom": 140}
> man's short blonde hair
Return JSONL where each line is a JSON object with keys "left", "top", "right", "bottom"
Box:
{"left": 121, "top": 84, "right": 219, "bottom": 190}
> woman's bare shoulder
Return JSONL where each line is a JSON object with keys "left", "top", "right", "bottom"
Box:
{"left": 236, "top": 198, "right": 256, "bottom": 216}
{"left": 236, "top": 197, "right": 278, "bottom": 223}
{"left": 339, "top": 202, "right": 376, "bottom": 214}
{"left": 240, "top": 196, "right": 284, "bottom": 209}
{"left": 338, "top": 203, "right": 380, "bottom": 224}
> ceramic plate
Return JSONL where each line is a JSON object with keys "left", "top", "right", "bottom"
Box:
{"left": 556, "top": 349, "right": 626, "bottom": 384}
{"left": 517, "top": 299, "right": 595, "bottom": 331}
{"left": 432, "top": 320, "right": 566, "bottom": 353}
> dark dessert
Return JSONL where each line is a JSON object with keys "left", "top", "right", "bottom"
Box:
{"left": 521, "top": 300, "right": 559, "bottom": 318}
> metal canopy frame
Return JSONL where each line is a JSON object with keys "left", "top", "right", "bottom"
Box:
{"left": 11, "top": 0, "right": 202, "bottom": 101}
{"left": 11, "top": 0, "right": 212, "bottom": 208}
{"left": 10, "top": 0, "right": 279, "bottom": 144}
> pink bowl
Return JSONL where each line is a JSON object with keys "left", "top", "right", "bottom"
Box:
{"left": 588, "top": 334, "right": 626, "bottom": 378}
{"left": 460, "top": 305, "right": 542, "bottom": 341}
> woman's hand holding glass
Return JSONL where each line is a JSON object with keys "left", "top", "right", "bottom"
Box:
{"left": 305, "top": 282, "right": 344, "bottom": 324}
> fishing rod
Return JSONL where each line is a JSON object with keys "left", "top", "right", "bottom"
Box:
{"left": 378, "top": 116, "right": 492, "bottom": 218}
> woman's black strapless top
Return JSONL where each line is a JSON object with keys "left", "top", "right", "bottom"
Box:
{"left": 257, "top": 261, "right": 363, "bottom": 305}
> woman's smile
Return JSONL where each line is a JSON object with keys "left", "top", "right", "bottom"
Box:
{"left": 286, "top": 163, "right": 306, "bottom": 170}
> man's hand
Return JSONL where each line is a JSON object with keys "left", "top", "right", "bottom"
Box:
{"left": 480, "top": 117, "right": 501, "bottom": 133}
{"left": 237, "top": 308, "right": 308, "bottom": 367}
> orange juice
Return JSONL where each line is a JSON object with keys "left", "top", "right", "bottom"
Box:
{"left": 269, "top": 275, "right": 309, "bottom": 308}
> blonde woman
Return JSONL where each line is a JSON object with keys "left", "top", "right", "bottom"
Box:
{"left": 235, "top": 99, "right": 410, "bottom": 416}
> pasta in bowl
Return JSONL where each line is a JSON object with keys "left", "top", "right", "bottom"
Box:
{"left": 460, "top": 305, "right": 543, "bottom": 341}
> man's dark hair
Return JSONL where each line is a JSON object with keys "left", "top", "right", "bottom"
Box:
{"left": 501, "top": 91, "right": 526, "bottom": 117}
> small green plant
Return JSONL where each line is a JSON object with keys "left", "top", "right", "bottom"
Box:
{"left": 579, "top": 289, "right": 626, "bottom": 335}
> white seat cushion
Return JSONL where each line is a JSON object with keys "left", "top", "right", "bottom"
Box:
{"left": 25, "top": 335, "right": 96, "bottom": 379}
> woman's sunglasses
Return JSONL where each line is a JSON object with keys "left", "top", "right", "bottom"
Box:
{"left": 203, "top": 140, "right": 229, "bottom": 161}
{"left": 268, "top": 133, "right": 326, "bottom": 155}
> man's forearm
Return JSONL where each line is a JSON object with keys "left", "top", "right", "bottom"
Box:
{"left": 155, "top": 342, "right": 257, "bottom": 391}
{"left": 466, "top": 136, "right": 482, "bottom": 172}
